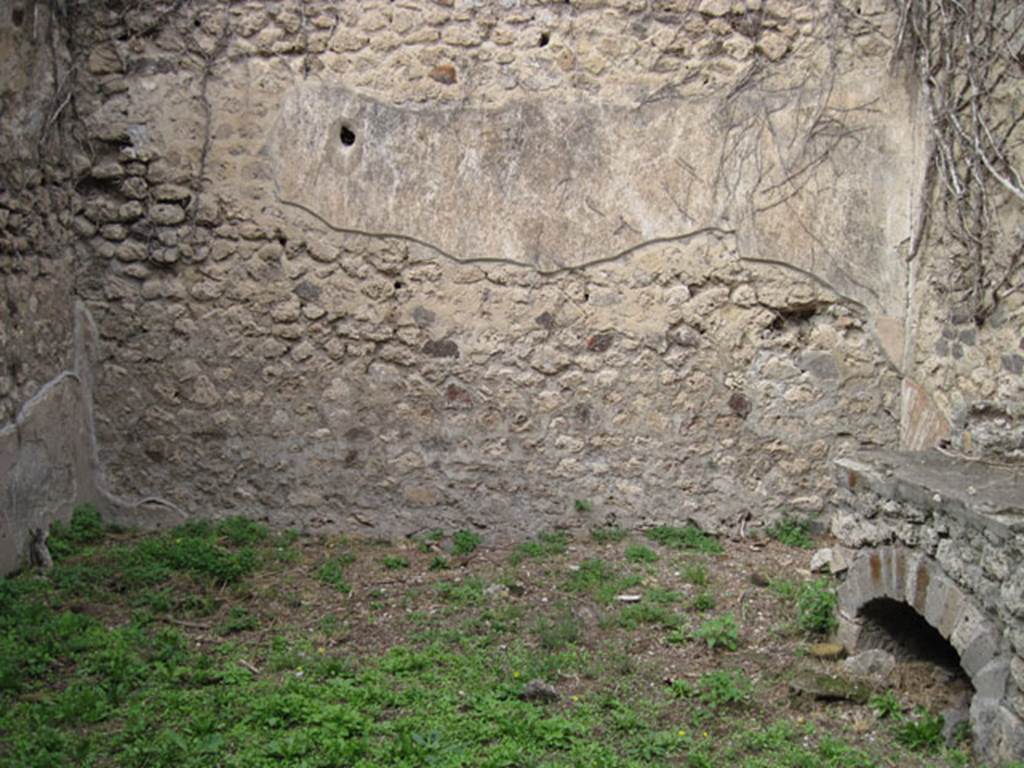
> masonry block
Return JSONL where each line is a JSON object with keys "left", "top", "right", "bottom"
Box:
{"left": 974, "top": 658, "right": 1011, "bottom": 700}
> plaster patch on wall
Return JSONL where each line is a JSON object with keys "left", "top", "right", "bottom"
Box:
{"left": 267, "top": 80, "right": 919, "bottom": 319}
{"left": 268, "top": 85, "right": 727, "bottom": 272}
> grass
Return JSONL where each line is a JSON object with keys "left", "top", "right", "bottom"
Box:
{"left": 690, "top": 669, "right": 753, "bottom": 709}
{"left": 624, "top": 544, "right": 659, "bottom": 564}
{"left": 0, "top": 511, "right": 981, "bottom": 768}
{"left": 645, "top": 525, "right": 723, "bottom": 554}
{"left": 48, "top": 504, "right": 106, "bottom": 559}
{"left": 217, "top": 606, "right": 259, "bottom": 635}
{"left": 769, "top": 577, "right": 801, "bottom": 602}
{"left": 435, "top": 578, "right": 485, "bottom": 606}
{"left": 534, "top": 607, "right": 581, "bottom": 650}
{"left": 510, "top": 531, "right": 569, "bottom": 562}
{"left": 681, "top": 561, "right": 709, "bottom": 586}
{"left": 766, "top": 516, "right": 815, "bottom": 549}
{"left": 563, "top": 558, "right": 642, "bottom": 604}
{"left": 318, "top": 554, "right": 355, "bottom": 593}
{"left": 615, "top": 602, "right": 683, "bottom": 630}
{"left": 590, "top": 526, "right": 628, "bottom": 544}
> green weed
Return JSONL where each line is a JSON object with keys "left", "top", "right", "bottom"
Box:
{"left": 534, "top": 608, "right": 581, "bottom": 650}
{"left": 894, "top": 707, "right": 944, "bottom": 753}
{"left": 217, "top": 607, "right": 259, "bottom": 635}
{"left": 766, "top": 516, "right": 815, "bottom": 549}
{"left": 565, "top": 557, "right": 616, "bottom": 590}
{"left": 435, "top": 578, "right": 485, "bottom": 606}
{"left": 645, "top": 587, "right": 681, "bottom": 604}
{"left": 589, "top": 526, "right": 628, "bottom": 544}
{"left": 665, "top": 627, "right": 689, "bottom": 645}
{"left": 48, "top": 504, "right": 106, "bottom": 559}
{"left": 616, "top": 602, "right": 683, "bottom": 630}
{"left": 691, "top": 591, "right": 716, "bottom": 612}
{"left": 381, "top": 555, "right": 409, "bottom": 571}
{"left": 692, "top": 669, "right": 752, "bottom": 708}
{"left": 415, "top": 529, "right": 444, "bottom": 553}
{"left": 796, "top": 577, "right": 838, "bottom": 635}
{"left": 769, "top": 577, "right": 800, "bottom": 601}
{"left": 645, "top": 525, "right": 723, "bottom": 554}
{"left": 512, "top": 531, "right": 569, "bottom": 562}
{"left": 692, "top": 613, "right": 740, "bottom": 651}
{"left": 869, "top": 690, "right": 903, "bottom": 720}
{"left": 451, "top": 529, "right": 482, "bottom": 555}
{"left": 681, "top": 561, "right": 709, "bottom": 586}
{"left": 216, "top": 516, "right": 269, "bottom": 546}
{"left": 624, "top": 544, "right": 658, "bottom": 563}
{"left": 120, "top": 524, "right": 258, "bottom": 586}
{"left": 317, "top": 554, "right": 355, "bottom": 593}
{"left": 176, "top": 593, "right": 219, "bottom": 618}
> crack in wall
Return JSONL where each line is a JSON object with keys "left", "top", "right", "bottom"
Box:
{"left": 276, "top": 193, "right": 877, "bottom": 318}
{"left": 275, "top": 194, "right": 737, "bottom": 278}
{"left": 190, "top": 20, "right": 230, "bottom": 239}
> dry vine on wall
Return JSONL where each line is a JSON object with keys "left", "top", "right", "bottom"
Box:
{"left": 894, "top": 0, "right": 1024, "bottom": 322}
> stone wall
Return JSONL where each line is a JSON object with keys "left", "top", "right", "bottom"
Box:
{"left": 0, "top": 0, "right": 77, "bottom": 422}
{"left": 23, "top": 0, "right": 1022, "bottom": 562}
{"left": 0, "top": 1, "right": 87, "bottom": 572}
{"left": 897, "top": 0, "right": 1024, "bottom": 456}
{"left": 832, "top": 450, "right": 1024, "bottom": 763}
{"left": 51, "top": 0, "right": 924, "bottom": 540}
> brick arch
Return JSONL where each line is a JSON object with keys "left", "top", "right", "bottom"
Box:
{"left": 836, "top": 546, "right": 1021, "bottom": 763}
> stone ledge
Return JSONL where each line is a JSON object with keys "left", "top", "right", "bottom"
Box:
{"left": 835, "top": 449, "right": 1024, "bottom": 539}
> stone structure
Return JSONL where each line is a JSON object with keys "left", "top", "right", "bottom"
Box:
{"left": 833, "top": 450, "right": 1024, "bottom": 763}
{"left": 4, "top": 0, "right": 924, "bottom": 562}
{"left": 1, "top": 0, "right": 1022, "bottom": 762}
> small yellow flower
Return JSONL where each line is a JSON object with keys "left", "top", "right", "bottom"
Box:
{"left": 570, "top": 695, "right": 579, "bottom": 702}
{"left": 702, "top": 731, "right": 709, "bottom": 738}
{"left": 317, "top": 646, "right": 326, "bottom": 655}
{"left": 513, "top": 671, "right": 520, "bottom": 678}
{"left": 677, "top": 730, "right": 686, "bottom": 738}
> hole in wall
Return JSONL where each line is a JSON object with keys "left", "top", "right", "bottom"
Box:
{"left": 75, "top": 176, "right": 121, "bottom": 196}
{"left": 538, "top": 32, "right": 550, "bottom": 47}
{"left": 765, "top": 304, "right": 822, "bottom": 335}
{"left": 857, "top": 598, "right": 968, "bottom": 675}
{"left": 393, "top": 281, "right": 404, "bottom": 290}
{"left": 856, "top": 598, "right": 975, "bottom": 730}
{"left": 339, "top": 124, "right": 356, "bottom": 147}
{"left": 12, "top": 7, "right": 24, "bottom": 26}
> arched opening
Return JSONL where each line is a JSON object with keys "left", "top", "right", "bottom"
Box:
{"left": 858, "top": 597, "right": 963, "bottom": 671}
{"left": 856, "top": 597, "right": 975, "bottom": 743}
